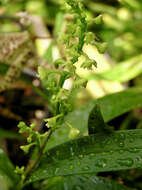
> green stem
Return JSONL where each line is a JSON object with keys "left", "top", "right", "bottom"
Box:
{"left": 23, "top": 130, "right": 52, "bottom": 183}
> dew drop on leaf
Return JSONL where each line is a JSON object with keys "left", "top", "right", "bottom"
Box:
{"left": 119, "top": 142, "right": 125, "bottom": 147}
{"left": 117, "top": 158, "right": 133, "bottom": 167}
{"left": 114, "top": 138, "right": 119, "bottom": 142}
{"left": 135, "top": 156, "right": 142, "bottom": 167}
{"left": 78, "top": 155, "right": 84, "bottom": 159}
{"left": 106, "top": 140, "right": 111, "bottom": 145}
{"left": 70, "top": 165, "right": 74, "bottom": 169}
{"left": 109, "top": 151, "right": 113, "bottom": 154}
{"left": 77, "top": 161, "right": 81, "bottom": 166}
{"left": 82, "top": 166, "right": 89, "bottom": 171}
{"left": 89, "top": 153, "right": 95, "bottom": 158}
{"left": 75, "top": 185, "right": 82, "bottom": 190}
{"left": 95, "top": 158, "right": 107, "bottom": 168}
{"left": 70, "top": 147, "right": 75, "bottom": 156}
{"left": 31, "top": 175, "right": 37, "bottom": 182}
{"left": 136, "top": 156, "right": 142, "bottom": 162}
{"left": 43, "top": 170, "right": 47, "bottom": 174}
{"left": 129, "top": 138, "right": 134, "bottom": 143}
{"left": 119, "top": 149, "right": 124, "bottom": 154}
{"left": 128, "top": 148, "right": 140, "bottom": 153}
{"left": 119, "top": 133, "right": 125, "bottom": 140}
{"left": 102, "top": 152, "right": 107, "bottom": 155}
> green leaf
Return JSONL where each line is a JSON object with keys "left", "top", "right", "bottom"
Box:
{"left": 43, "top": 12, "right": 64, "bottom": 64}
{"left": 41, "top": 175, "right": 129, "bottom": 190}
{"left": 88, "top": 104, "right": 111, "bottom": 135}
{"left": 0, "top": 148, "right": 19, "bottom": 189}
{"left": 98, "top": 87, "right": 142, "bottom": 122}
{"left": 86, "top": 2, "right": 117, "bottom": 15}
{"left": 45, "top": 87, "right": 142, "bottom": 150}
{"left": 86, "top": 55, "right": 142, "bottom": 82}
{"left": 44, "top": 42, "right": 54, "bottom": 63}
{"left": 122, "top": 0, "right": 141, "bottom": 10}
{"left": 27, "top": 129, "right": 142, "bottom": 183}
{"left": 53, "top": 12, "right": 64, "bottom": 36}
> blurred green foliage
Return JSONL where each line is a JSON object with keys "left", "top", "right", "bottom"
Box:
{"left": 1, "top": 0, "right": 142, "bottom": 190}
{"left": 1, "top": 0, "right": 142, "bottom": 62}
{"left": 85, "top": 0, "right": 142, "bottom": 61}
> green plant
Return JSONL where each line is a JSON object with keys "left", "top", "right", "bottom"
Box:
{"left": 1, "top": 0, "right": 142, "bottom": 190}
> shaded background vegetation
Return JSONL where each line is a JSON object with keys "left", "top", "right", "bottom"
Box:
{"left": 0, "top": 0, "right": 142, "bottom": 189}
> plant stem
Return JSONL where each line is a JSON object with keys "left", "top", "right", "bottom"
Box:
{"left": 24, "top": 130, "right": 52, "bottom": 179}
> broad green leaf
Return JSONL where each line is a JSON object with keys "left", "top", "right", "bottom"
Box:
{"left": 45, "top": 87, "right": 142, "bottom": 150}
{"left": 27, "top": 129, "right": 142, "bottom": 183}
{"left": 85, "top": 55, "right": 142, "bottom": 82}
{"left": 43, "top": 42, "right": 54, "bottom": 63}
{"left": 86, "top": 2, "right": 117, "bottom": 15}
{"left": 88, "top": 104, "right": 111, "bottom": 135}
{"left": 122, "top": 0, "right": 141, "bottom": 10}
{"left": 53, "top": 12, "right": 64, "bottom": 36}
{"left": 43, "top": 12, "right": 64, "bottom": 63}
{"left": 0, "top": 148, "right": 19, "bottom": 189}
{"left": 98, "top": 87, "right": 142, "bottom": 122}
{"left": 41, "top": 175, "right": 129, "bottom": 190}
{"left": 0, "top": 129, "right": 23, "bottom": 139}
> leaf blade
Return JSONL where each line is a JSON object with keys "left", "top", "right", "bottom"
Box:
{"left": 41, "top": 175, "right": 129, "bottom": 190}
{"left": 86, "top": 54, "right": 142, "bottom": 82}
{"left": 28, "top": 129, "right": 142, "bottom": 183}
{"left": 45, "top": 87, "right": 142, "bottom": 150}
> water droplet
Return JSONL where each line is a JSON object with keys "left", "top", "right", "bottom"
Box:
{"left": 106, "top": 140, "right": 111, "bottom": 145}
{"left": 78, "top": 154, "right": 83, "bottom": 159}
{"left": 70, "top": 147, "right": 74, "bottom": 156}
{"left": 128, "top": 148, "right": 140, "bottom": 153}
{"left": 95, "top": 158, "right": 107, "bottom": 168}
{"left": 102, "top": 152, "right": 107, "bottom": 155}
{"left": 77, "top": 161, "right": 81, "bottom": 166}
{"left": 109, "top": 151, "right": 113, "bottom": 155}
{"left": 119, "top": 142, "right": 124, "bottom": 147}
{"left": 119, "top": 149, "right": 124, "bottom": 154}
{"left": 70, "top": 165, "right": 74, "bottom": 169}
{"left": 75, "top": 185, "right": 82, "bottom": 190}
{"left": 129, "top": 138, "right": 134, "bottom": 143}
{"left": 43, "top": 170, "right": 47, "bottom": 174}
{"left": 114, "top": 138, "right": 118, "bottom": 142}
{"left": 89, "top": 153, "right": 95, "bottom": 158}
{"left": 117, "top": 158, "right": 133, "bottom": 167}
{"left": 119, "top": 133, "right": 125, "bottom": 139}
{"left": 82, "top": 166, "right": 89, "bottom": 171}
{"left": 135, "top": 156, "right": 142, "bottom": 167}
{"left": 136, "top": 156, "right": 142, "bottom": 162}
